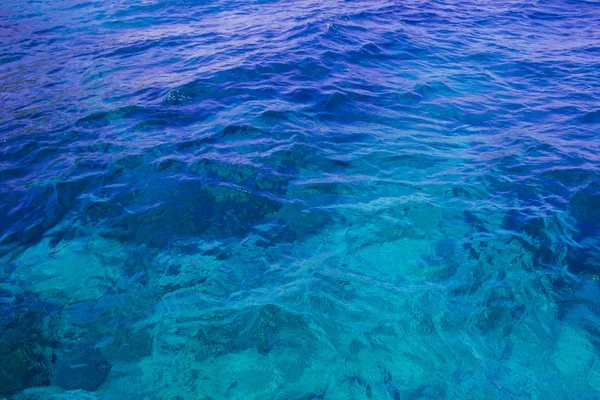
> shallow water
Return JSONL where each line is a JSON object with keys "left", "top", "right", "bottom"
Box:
{"left": 1, "top": 0, "right": 600, "bottom": 398}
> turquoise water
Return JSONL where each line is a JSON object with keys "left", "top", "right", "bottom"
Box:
{"left": 1, "top": 0, "right": 600, "bottom": 398}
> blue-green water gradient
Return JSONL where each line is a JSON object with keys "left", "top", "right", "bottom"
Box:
{"left": 1, "top": 0, "right": 600, "bottom": 398}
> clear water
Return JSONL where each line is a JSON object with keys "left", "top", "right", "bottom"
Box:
{"left": 1, "top": 0, "right": 600, "bottom": 398}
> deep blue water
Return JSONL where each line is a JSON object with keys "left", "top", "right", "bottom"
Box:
{"left": 1, "top": 0, "right": 600, "bottom": 398}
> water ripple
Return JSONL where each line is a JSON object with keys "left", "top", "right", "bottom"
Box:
{"left": 1, "top": 0, "right": 600, "bottom": 398}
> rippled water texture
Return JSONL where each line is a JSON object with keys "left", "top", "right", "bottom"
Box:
{"left": 2, "top": 0, "right": 600, "bottom": 398}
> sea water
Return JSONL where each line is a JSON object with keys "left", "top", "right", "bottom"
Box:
{"left": 1, "top": 0, "right": 600, "bottom": 398}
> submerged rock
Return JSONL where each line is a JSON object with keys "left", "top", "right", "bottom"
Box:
{"left": 185, "top": 304, "right": 317, "bottom": 364}
{"left": 55, "top": 345, "right": 111, "bottom": 391}
{"left": 0, "top": 291, "right": 56, "bottom": 398}
{"left": 0, "top": 344, "right": 52, "bottom": 398}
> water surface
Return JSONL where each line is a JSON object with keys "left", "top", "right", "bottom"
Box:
{"left": 1, "top": 0, "right": 600, "bottom": 398}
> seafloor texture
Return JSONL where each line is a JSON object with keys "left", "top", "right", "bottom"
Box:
{"left": 1, "top": 0, "right": 600, "bottom": 398}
